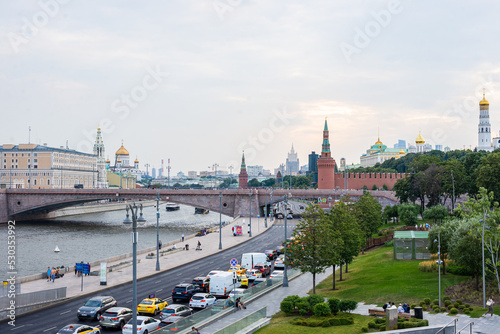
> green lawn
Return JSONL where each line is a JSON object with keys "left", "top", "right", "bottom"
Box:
{"left": 315, "top": 246, "right": 470, "bottom": 307}
{"left": 254, "top": 311, "right": 373, "bottom": 334}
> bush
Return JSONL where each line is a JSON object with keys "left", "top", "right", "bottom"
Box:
{"left": 440, "top": 307, "right": 447, "bottom": 312}
{"left": 449, "top": 308, "right": 458, "bottom": 315}
{"left": 361, "top": 327, "right": 369, "bottom": 333}
{"left": 419, "top": 301, "right": 426, "bottom": 307}
{"left": 339, "top": 300, "right": 358, "bottom": 313}
{"left": 313, "top": 303, "right": 332, "bottom": 317}
{"left": 374, "top": 318, "right": 385, "bottom": 324}
{"left": 308, "top": 294, "right": 325, "bottom": 309}
{"left": 432, "top": 299, "right": 439, "bottom": 306}
{"left": 410, "top": 304, "right": 417, "bottom": 309}
{"left": 456, "top": 299, "right": 462, "bottom": 305}
{"left": 321, "top": 320, "right": 331, "bottom": 327}
{"left": 444, "top": 300, "right": 451, "bottom": 307}
{"left": 424, "top": 298, "right": 431, "bottom": 304}
{"left": 469, "top": 306, "right": 473, "bottom": 311}
{"left": 443, "top": 296, "right": 451, "bottom": 301}
{"left": 297, "top": 301, "right": 310, "bottom": 315}
{"left": 447, "top": 263, "right": 474, "bottom": 276}
{"left": 328, "top": 298, "right": 340, "bottom": 315}
{"left": 453, "top": 302, "right": 460, "bottom": 309}
{"left": 284, "top": 295, "right": 301, "bottom": 306}
{"left": 465, "top": 303, "right": 470, "bottom": 308}
{"left": 464, "top": 308, "right": 471, "bottom": 314}
{"left": 368, "top": 321, "right": 378, "bottom": 329}
{"left": 379, "top": 324, "right": 386, "bottom": 331}
{"left": 280, "top": 300, "right": 294, "bottom": 314}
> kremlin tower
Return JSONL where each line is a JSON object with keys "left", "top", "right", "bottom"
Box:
{"left": 478, "top": 90, "right": 493, "bottom": 152}
{"left": 238, "top": 152, "right": 248, "bottom": 189}
{"left": 317, "top": 118, "right": 336, "bottom": 189}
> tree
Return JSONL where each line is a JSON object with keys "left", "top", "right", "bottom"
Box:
{"left": 219, "top": 178, "right": 237, "bottom": 188}
{"left": 371, "top": 184, "right": 378, "bottom": 190}
{"left": 440, "top": 159, "right": 466, "bottom": 207}
{"left": 384, "top": 204, "right": 399, "bottom": 223}
{"left": 422, "top": 205, "right": 448, "bottom": 225}
{"left": 398, "top": 203, "right": 419, "bottom": 226}
{"left": 427, "top": 219, "right": 453, "bottom": 275}
{"left": 247, "top": 178, "right": 260, "bottom": 187}
{"left": 261, "top": 178, "right": 276, "bottom": 187}
{"left": 286, "top": 204, "right": 335, "bottom": 294}
{"left": 477, "top": 152, "right": 500, "bottom": 203}
{"left": 354, "top": 192, "right": 382, "bottom": 251}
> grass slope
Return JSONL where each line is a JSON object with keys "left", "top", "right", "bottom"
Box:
{"left": 315, "top": 245, "right": 469, "bottom": 306}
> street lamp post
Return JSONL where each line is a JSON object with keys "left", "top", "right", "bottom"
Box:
{"left": 219, "top": 192, "right": 223, "bottom": 249}
{"left": 264, "top": 189, "right": 268, "bottom": 228}
{"left": 155, "top": 193, "right": 160, "bottom": 271}
{"left": 270, "top": 189, "right": 273, "bottom": 222}
{"left": 123, "top": 203, "right": 147, "bottom": 334}
{"left": 248, "top": 191, "right": 252, "bottom": 237}
{"left": 283, "top": 193, "right": 290, "bottom": 287}
{"left": 481, "top": 213, "right": 489, "bottom": 309}
{"left": 435, "top": 219, "right": 442, "bottom": 308}
{"left": 451, "top": 170, "right": 455, "bottom": 211}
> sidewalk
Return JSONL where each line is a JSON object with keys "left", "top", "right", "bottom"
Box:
{"left": 20, "top": 217, "right": 273, "bottom": 299}
{"left": 354, "top": 302, "right": 500, "bottom": 333}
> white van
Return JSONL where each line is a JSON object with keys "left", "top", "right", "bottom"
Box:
{"left": 209, "top": 271, "right": 239, "bottom": 297}
{"left": 240, "top": 253, "right": 271, "bottom": 270}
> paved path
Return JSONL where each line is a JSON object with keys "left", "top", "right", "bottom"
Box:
{"left": 20, "top": 216, "right": 273, "bottom": 299}
{"left": 354, "top": 303, "right": 499, "bottom": 334}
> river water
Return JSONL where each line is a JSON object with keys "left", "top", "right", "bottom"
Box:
{"left": 0, "top": 205, "right": 230, "bottom": 280}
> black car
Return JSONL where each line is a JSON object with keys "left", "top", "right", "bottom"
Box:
{"left": 77, "top": 296, "right": 117, "bottom": 321}
{"left": 99, "top": 307, "right": 132, "bottom": 329}
{"left": 191, "top": 276, "right": 210, "bottom": 292}
{"left": 276, "top": 245, "right": 285, "bottom": 254}
{"left": 171, "top": 283, "right": 199, "bottom": 302}
{"left": 264, "top": 249, "right": 277, "bottom": 260}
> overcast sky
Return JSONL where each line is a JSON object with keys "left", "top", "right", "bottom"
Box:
{"left": 2, "top": 0, "right": 500, "bottom": 175}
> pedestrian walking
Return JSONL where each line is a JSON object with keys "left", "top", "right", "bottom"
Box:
{"left": 47, "top": 267, "right": 51, "bottom": 282}
{"left": 484, "top": 296, "right": 495, "bottom": 317}
{"left": 50, "top": 267, "right": 56, "bottom": 282}
{"left": 182, "top": 234, "right": 185, "bottom": 242}
{"left": 86, "top": 262, "right": 91, "bottom": 276}
{"left": 159, "top": 240, "right": 162, "bottom": 249}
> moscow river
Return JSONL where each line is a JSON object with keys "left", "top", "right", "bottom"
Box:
{"left": 0, "top": 204, "right": 230, "bottom": 280}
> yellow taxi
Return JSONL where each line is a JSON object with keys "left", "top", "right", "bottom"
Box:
{"left": 238, "top": 274, "right": 249, "bottom": 288}
{"left": 228, "top": 265, "right": 246, "bottom": 276}
{"left": 137, "top": 297, "right": 168, "bottom": 315}
{"left": 57, "top": 324, "right": 100, "bottom": 334}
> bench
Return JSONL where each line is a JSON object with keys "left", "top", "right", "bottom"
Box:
{"left": 398, "top": 312, "right": 413, "bottom": 319}
{"left": 369, "top": 308, "right": 386, "bottom": 317}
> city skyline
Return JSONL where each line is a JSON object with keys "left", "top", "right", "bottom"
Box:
{"left": 2, "top": 1, "right": 500, "bottom": 175}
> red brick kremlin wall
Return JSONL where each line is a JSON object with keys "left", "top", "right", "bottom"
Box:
{"left": 333, "top": 172, "right": 405, "bottom": 190}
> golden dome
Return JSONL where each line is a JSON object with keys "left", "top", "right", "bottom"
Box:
{"left": 115, "top": 140, "right": 130, "bottom": 156}
{"left": 106, "top": 157, "right": 110, "bottom": 163}
{"left": 117, "top": 158, "right": 122, "bottom": 163}
{"left": 480, "top": 92, "right": 489, "bottom": 106}
{"left": 134, "top": 156, "right": 139, "bottom": 163}
{"left": 416, "top": 131, "right": 425, "bottom": 144}
{"left": 374, "top": 137, "right": 383, "bottom": 145}
{"left": 399, "top": 149, "right": 405, "bottom": 154}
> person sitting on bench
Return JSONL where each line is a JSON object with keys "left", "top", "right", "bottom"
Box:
{"left": 196, "top": 241, "right": 202, "bottom": 250}
{"left": 235, "top": 297, "right": 246, "bottom": 310}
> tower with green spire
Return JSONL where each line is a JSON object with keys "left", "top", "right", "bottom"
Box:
{"left": 238, "top": 152, "right": 248, "bottom": 189}
{"left": 317, "top": 118, "right": 336, "bottom": 189}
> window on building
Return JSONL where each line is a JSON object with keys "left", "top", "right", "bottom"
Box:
{"left": 48, "top": 179, "right": 50, "bottom": 185}
{"left": 34, "top": 179, "right": 36, "bottom": 185}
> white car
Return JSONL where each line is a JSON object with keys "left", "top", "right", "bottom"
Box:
{"left": 270, "top": 270, "right": 284, "bottom": 279}
{"left": 246, "top": 269, "right": 262, "bottom": 280}
{"left": 274, "top": 258, "right": 285, "bottom": 270}
{"left": 228, "top": 288, "right": 246, "bottom": 298}
{"left": 122, "top": 316, "right": 160, "bottom": 334}
{"left": 206, "top": 270, "right": 224, "bottom": 278}
{"left": 189, "top": 293, "right": 217, "bottom": 309}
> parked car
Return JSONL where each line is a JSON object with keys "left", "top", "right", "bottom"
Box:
{"left": 270, "top": 270, "right": 284, "bottom": 279}
{"left": 98, "top": 307, "right": 132, "bottom": 329}
{"left": 57, "top": 324, "right": 100, "bottom": 334}
{"left": 189, "top": 293, "right": 217, "bottom": 309}
{"left": 160, "top": 304, "right": 193, "bottom": 319}
{"left": 253, "top": 263, "right": 271, "bottom": 277}
{"left": 122, "top": 316, "right": 160, "bottom": 334}
{"left": 77, "top": 296, "right": 117, "bottom": 321}
{"left": 171, "top": 283, "right": 199, "bottom": 302}
{"left": 191, "top": 276, "right": 210, "bottom": 292}
{"left": 264, "top": 249, "right": 277, "bottom": 260}
{"left": 137, "top": 297, "right": 168, "bottom": 315}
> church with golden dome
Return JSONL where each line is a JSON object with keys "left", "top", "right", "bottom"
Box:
{"left": 105, "top": 140, "right": 142, "bottom": 188}
{"left": 360, "top": 136, "right": 408, "bottom": 167}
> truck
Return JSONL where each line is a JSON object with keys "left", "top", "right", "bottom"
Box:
{"left": 209, "top": 271, "right": 239, "bottom": 298}
{"left": 240, "top": 252, "right": 271, "bottom": 271}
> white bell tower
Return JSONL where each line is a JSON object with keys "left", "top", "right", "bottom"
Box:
{"left": 478, "top": 89, "right": 493, "bottom": 152}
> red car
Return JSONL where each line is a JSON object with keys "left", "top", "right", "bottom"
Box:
{"left": 253, "top": 263, "right": 271, "bottom": 277}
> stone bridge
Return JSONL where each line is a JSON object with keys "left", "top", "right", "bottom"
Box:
{"left": 0, "top": 188, "right": 399, "bottom": 223}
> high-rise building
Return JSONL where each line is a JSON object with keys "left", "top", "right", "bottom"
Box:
{"left": 247, "top": 165, "right": 264, "bottom": 178}
{"left": 286, "top": 144, "right": 299, "bottom": 174}
{"left": 238, "top": 152, "right": 248, "bottom": 189}
{"left": 393, "top": 140, "right": 406, "bottom": 149}
{"left": 435, "top": 144, "right": 443, "bottom": 151}
{"left": 152, "top": 168, "right": 157, "bottom": 179}
{"left": 187, "top": 171, "right": 197, "bottom": 179}
{"left": 478, "top": 91, "right": 493, "bottom": 151}
{"left": 308, "top": 151, "right": 319, "bottom": 172}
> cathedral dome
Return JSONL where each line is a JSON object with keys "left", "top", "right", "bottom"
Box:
{"left": 399, "top": 149, "right": 406, "bottom": 154}
{"left": 117, "top": 158, "right": 122, "bottom": 163}
{"left": 480, "top": 93, "right": 489, "bottom": 106}
{"left": 415, "top": 132, "right": 425, "bottom": 145}
{"left": 116, "top": 140, "right": 129, "bottom": 156}
{"left": 134, "top": 156, "right": 139, "bottom": 163}
{"left": 374, "top": 138, "right": 383, "bottom": 145}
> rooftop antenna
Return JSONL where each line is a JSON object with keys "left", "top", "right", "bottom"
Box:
{"left": 28, "top": 126, "right": 31, "bottom": 144}
{"left": 66, "top": 140, "right": 69, "bottom": 149}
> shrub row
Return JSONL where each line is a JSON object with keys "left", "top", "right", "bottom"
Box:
{"left": 290, "top": 316, "right": 354, "bottom": 327}
{"left": 281, "top": 295, "right": 357, "bottom": 317}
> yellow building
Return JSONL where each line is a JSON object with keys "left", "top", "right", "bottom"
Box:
{"left": 360, "top": 138, "right": 407, "bottom": 167}
{"left": 106, "top": 171, "right": 136, "bottom": 189}
{"left": 0, "top": 143, "right": 97, "bottom": 189}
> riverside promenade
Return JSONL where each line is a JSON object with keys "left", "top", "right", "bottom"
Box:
{"left": 19, "top": 216, "right": 273, "bottom": 299}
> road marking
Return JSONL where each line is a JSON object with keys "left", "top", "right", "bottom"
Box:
{"left": 43, "top": 327, "right": 56, "bottom": 332}
{"left": 129, "top": 289, "right": 133, "bottom": 292}
{"left": 209, "top": 261, "right": 214, "bottom": 264}
{"left": 126, "top": 299, "right": 132, "bottom": 303}
{"left": 10, "top": 325, "right": 25, "bottom": 331}
{"left": 59, "top": 310, "right": 71, "bottom": 315}
{"left": 156, "top": 288, "right": 163, "bottom": 292}
{"left": 177, "top": 273, "right": 182, "bottom": 276}
{"left": 155, "top": 280, "right": 161, "bottom": 284}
